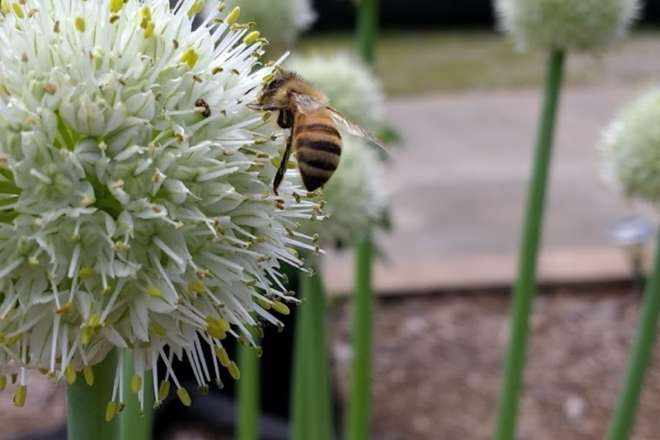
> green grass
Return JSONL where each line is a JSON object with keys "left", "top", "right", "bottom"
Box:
{"left": 296, "top": 29, "right": 660, "bottom": 96}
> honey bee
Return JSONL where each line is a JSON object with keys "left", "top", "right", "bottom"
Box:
{"left": 247, "top": 70, "right": 388, "bottom": 195}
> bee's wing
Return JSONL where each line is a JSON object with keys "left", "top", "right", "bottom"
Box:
{"left": 325, "top": 107, "right": 391, "bottom": 154}
{"left": 289, "top": 91, "right": 327, "bottom": 114}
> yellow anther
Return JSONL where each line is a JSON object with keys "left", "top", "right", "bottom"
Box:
{"left": 227, "top": 361, "right": 240, "bottom": 380}
{"left": 105, "top": 401, "right": 116, "bottom": 422}
{"left": 109, "top": 0, "right": 123, "bottom": 13}
{"left": 207, "top": 326, "right": 225, "bottom": 340}
{"left": 74, "top": 16, "right": 85, "bottom": 32}
{"left": 1, "top": 1, "right": 9, "bottom": 14}
{"left": 311, "top": 233, "right": 319, "bottom": 244}
{"left": 187, "top": 0, "right": 204, "bottom": 17}
{"left": 83, "top": 366, "right": 94, "bottom": 386}
{"left": 144, "top": 21, "right": 154, "bottom": 38}
{"left": 206, "top": 317, "right": 229, "bottom": 340}
{"left": 243, "top": 31, "right": 260, "bottom": 46}
{"left": 81, "top": 327, "right": 93, "bottom": 346}
{"left": 271, "top": 301, "right": 290, "bottom": 316}
{"left": 180, "top": 47, "right": 199, "bottom": 69}
{"left": 177, "top": 388, "right": 191, "bottom": 407}
{"left": 188, "top": 281, "right": 205, "bottom": 294}
{"left": 64, "top": 365, "right": 76, "bottom": 385}
{"left": 87, "top": 313, "right": 101, "bottom": 328}
{"left": 146, "top": 286, "right": 163, "bottom": 298}
{"left": 257, "top": 298, "right": 271, "bottom": 310}
{"left": 158, "top": 380, "right": 171, "bottom": 401}
{"left": 0, "top": 375, "right": 6, "bottom": 392}
{"left": 78, "top": 267, "right": 95, "bottom": 278}
{"left": 13, "top": 385, "right": 26, "bottom": 407}
{"left": 225, "top": 6, "right": 240, "bottom": 24}
{"left": 214, "top": 347, "right": 230, "bottom": 367}
{"left": 131, "top": 374, "right": 141, "bottom": 394}
{"left": 217, "top": 318, "right": 230, "bottom": 333}
{"left": 10, "top": 2, "right": 23, "bottom": 19}
{"left": 139, "top": 5, "right": 151, "bottom": 19}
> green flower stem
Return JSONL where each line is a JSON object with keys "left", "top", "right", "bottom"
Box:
{"left": 307, "top": 268, "right": 333, "bottom": 440}
{"left": 291, "top": 265, "right": 333, "bottom": 440}
{"left": 291, "top": 282, "right": 310, "bottom": 440}
{"left": 66, "top": 349, "right": 119, "bottom": 440}
{"left": 605, "top": 232, "right": 660, "bottom": 440}
{"left": 345, "top": 235, "right": 374, "bottom": 440}
{"left": 237, "top": 333, "right": 260, "bottom": 440}
{"left": 356, "top": 0, "right": 378, "bottom": 66}
{"left": 493, "top": 49, "right": 565, "bottom": 440}
{"left": 120, "top": 351, "right": 153, "bottom": 440}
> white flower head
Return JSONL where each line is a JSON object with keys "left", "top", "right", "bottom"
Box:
{"left": 600, "top": 88, "right": 660, "bottom": 207}
{"left": 286, "top": 53, "right": 384, "bottom": 131}
{"left": 296, "top": 135, "right": 387, "bottom": 248}
{"left": 214, "top": 0, "right": 316, "bottom": 51}
{"left": 0, "top": 0, "right": 319, "bottom": 412}
{"left": 495, "top": 0, "right": 640, "bottom": 53}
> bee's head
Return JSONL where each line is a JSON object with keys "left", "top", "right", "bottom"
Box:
{"left": 263, "top": 75, "right": 288, "bottom": 95}
{"left": 248, "top": 71, "right": 297, "bottom": 109}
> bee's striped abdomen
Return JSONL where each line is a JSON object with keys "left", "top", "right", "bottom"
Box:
{"left": 294, "top": 116, "right": 342, "bottom": 191}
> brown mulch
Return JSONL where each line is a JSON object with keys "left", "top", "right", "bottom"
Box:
{"left": 2, "top": 282, "right": 660, "bottom": 440}
{"left": 331, "top": 282, "right": 659, "bottom": 440}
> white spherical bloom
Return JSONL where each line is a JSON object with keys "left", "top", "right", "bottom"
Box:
{"left": 286, "top": 53, "right": 384, "bottom": 131}
{"left": 296, "top": 136, "right": 387, "bottom": 248}
{"left": 495, "top": 0, "right": 640, "bottom": 53}
{"left": 218, "top": 0, "right": 316, "bottom": 50}
{"left": 0, "top": 0, "right": 318, "bottom": 411}
{"left": 600, "top": 89, "right": 660, "bottom": 206}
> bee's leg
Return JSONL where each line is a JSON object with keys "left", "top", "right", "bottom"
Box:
{"left": 273, "top": 125, "right": 294, "bottom": 195}
{"left": 277, "top": 109, "right": 294, "bottom": 129}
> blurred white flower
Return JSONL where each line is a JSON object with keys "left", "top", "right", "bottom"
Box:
{"left": 495, "top": 0, "right": 640, "bottom": 52}
{"left": 215, "top": 0, "right": 316, "bottom": 52}
{"left": 600, "top": 88, "right": 660, "bottom": 206}
{"left": 286, "top": 53, "right": 384, "bottom": 131}
{"left": 296, "top": 135, "right": 387, "bottom": 248}
{"left": 0, "top": 0, "right": 318, "bottom": 412}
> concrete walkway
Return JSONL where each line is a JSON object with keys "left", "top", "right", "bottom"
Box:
{"left": 323, "top": 83, "right": 658, "bottom": 296}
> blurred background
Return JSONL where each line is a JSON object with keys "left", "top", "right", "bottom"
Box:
{"left": 6, "top": 1, "right": 660, "bottom": 440}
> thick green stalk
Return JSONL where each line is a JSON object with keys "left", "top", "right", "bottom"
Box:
{"left": 237, "top": 335, "right": 260, "bottom": 440}
{"left": 307, "top": 269, "right": 333, "bottom": 440}
{"left": 356, "top": 0, "right": 378, "bottom": 66}
{"left": 66, "top": 349, "right": 119, "bottom": 440}
{"left": 493, "top": 50, "right": 565, "bottom": 440}
{"left": 605, "top": 232, "right": 660, "bottom": 440}
{"left": 290, "top": 274, "right": 311, "bottom": 440}
{"left": 291, "top": 266, "right": 333, "bottom": 440}
{"left": 345, "top": 235, "right": 374, "bottom": 440}
{"left": 120, "top": 351, "right": 154, "bottom": 440}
